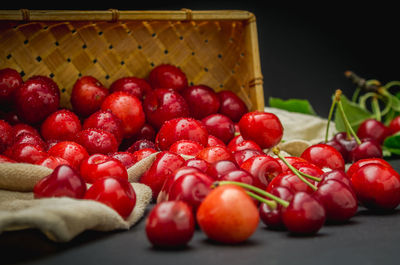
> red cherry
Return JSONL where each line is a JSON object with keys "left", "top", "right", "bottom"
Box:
{"left": 169, "top": 139, "right": 204, "bottom": 156}
{"left": 84, "top": 177, "right": 136, "bottom": 219}
{"left": 349, "top": 139, "right": 383, "bottom": 162}
{"left": 83, "top": 110, "right": 124, "bottom": 144}
{"left": 14, "top": 75, "right": 60, "bottom": 124}
{"left": 101, "top": 91, "right": 145, "bottom": 138}
{"left": 131, "top": 123, "right": 156, "bottom": 142}
{"left": 8, "top": 143, "right": 48, "bottom": 164}
{"left": 181, "top": 85, "right": 220, "bottom": 119}
{"left": 196, "top": 146, "right": 235, "bottom": 164}
{"left": 0, "top": 110, "right": 20, "bottom": 125}
{"left": 108, "top": 151, "right": 136, "bottom": 169}
{"left": 276, "top": 156, "right": 308, "bottom": 172}
{"left": 33, "top": 165, "right": 86, "bottom": 199}
{"left": 238, "top": 111, "right": 283, "bottom": 149}
{"left": 47, "top": 141, "right": 89, "bottom": 170}
{"left": 328, "top": 132, "right": 358, "bottom": 163}
{"left": 351, "top": 163, "right": 400, "bottom": 210}
{"left": 201, "top": 114, "right": 235, "bottom": 144}
{"left": 282, "top": 192, "right": 326, "bottom": 235}
{"left": 207, "top": 135, "right": 226, "bottom": 147}
{"left": 220, "top": 169, "right": 256, "bottom": 186}
{"left": 143, "top": 88, "right": 189, "bottom": 130}
{"left": 155, "top": 117, "right": 208, "bottom": 151}
{"left": 313, "top": 179, "right": 358, "bottom": 223}
{"left": 80, "top": 154, "right": 128, "bottom": 183}
{"left": 300, "top": 143, "right": 345, "bottom": 171}
{"left": 12, "top": 132, "right": 46, "bottom": 150}
{"left": 182, "top": 158, "right": 210, "bottom": 173}
{"left": 0, "top": 154, "right": 16, "bottom": 163}
{"left": 41, "top": 109, "right": 82, "bottom": 141}
{"left": 12, "top": 123, "right": 40, "bottom": 138}
{"left": 206, "top": 160, "right": 239, "bottom": 179}
{"left": 145, "top": 201, "right": 195, "bottom": 248}
{"left": 139, "top": 151, "right": 185, "bottom": 200}
{"left": 347, "top": 158, "right": 392, "bottom": 179}
{"left": 0, "top": 119, "right": 14, "bottom": 153}
{"left": 71, "top": 76, "right": 108, "bottom": 118}
{"left": 131, "top": 148, "right": 157, "bottom": 164}
{"left": 35, "top": 155, "right": 71, "bottom": 169}
{"left": 227, "top": 135, "right": 244, "bottom": 149}
{"left": 388, "top": 116, "right": 400, "bottom": 135}
{"left": 319, "top": 169, "right": 353, "bottom": 190}
{"left": 109, "top": 76, "right": 152, "bottom": 101}
{"left": 240, "top": 155, "right": 282, "bottom": 190}
{"left": 267, "top": 171, "right": 314, "bottom": 194}
{"left": 228, "top": 139, "right": 262, "bottom": 153}
{"left": 0, "top": 68, "right": 23, "bottom": 107}
{"left": 217, "top": 90, "right": 248, "bottom": 123}
{"left": 291, "top": 161, "right": 324, "bottom": 178}
{"left": 127, "top": 139, "right": 157, "bottom": 153}
{"left": 74, "top": 128, "right": 118, "bottom": 155}
{"left": 148, "top": 64, "right": 188, "bottom": 92}
{"left": 357, "top": 119, "right": 389, "bottom": 144}
{"left": 168, "top": 171, "right": 214, "bottom": 213}
{"left": 233, "top": 149, "right": 265, "bottom": 166}
{"left": 196, "top": 184, "right": 259, "bottom": 244}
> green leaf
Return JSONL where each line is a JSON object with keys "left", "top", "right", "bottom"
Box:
{"left": 268, "top": 97, "right": 316, "bottom": 115}
{"left": 334, "top": 94, "right": 373, "bottom": 132}
{"left": 383, "top": 132, "right": 400, "bottom": 156}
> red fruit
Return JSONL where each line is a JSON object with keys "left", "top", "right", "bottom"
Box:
{"left": 139, "top": 151, "right": 185, "bottom": 200}
{"left": 33, "top": 165, "right": 86, "bottom": 199}
{"left": 240, "top": 155, "right": 282, "bottom": 190}
{"left": 131, "top": 123, "right": 156, "bottom": 142}
{"left": 196, "top": 184, "right": 259, "bottom": 244}
{"left": 217, "top": 90, "right": 248, "bottom": 123}
{"left": 0, "top": 154, "right": 16, "bottom": 163}
{"left": 233, "top": 149, "right": 265, "bottom": 166}
{"left": 0, "top": 68, "right": 23, "bottom": 106}
{"left": 109, "top": 76, "right": 152, "bottom": 101}
{"left": 313, "top": 179, "right": 358, "bottom": 223}
{"left": 206, "top": 160, "right": 238, "bottom": 179}
{"left": 74, "top": 128, "right": 118, "bottom": 155}
{"left": 349, "top": 139, "right": 383, "bottom": 162}
{"left": 207, "top": 135, "right": 226, "bottom": 147}
{"left": 181, "top": 85, "right": 220, "bottom": 119}
{"left": 169, "top": 139, "right": 204, "bottom": 156}
{"left": 282, "top": 192, "right": 326, "bottom": 235}
{"left": 12, "top": 123, "right": 40, "bottom": 138}
{"left": 108, "top": 151, "right": 136, "bottom": 169}
{"left": 71, "top": 76, "right": 108, "bottom": 118}
{"left": 201, "top": 113, "right": 235, "bottom": 144}
{"left": 156, "top": 117, "right": 208, "bottom": 151}
{"left": 0, "top": 119, "right": 13, "bottom": 153}
{"left": 12, "top": 132, "right": 46, "bottom": 150}
{"left": 148, "top": 64, "right": 188, "bottom": 92}
{"left": 319, "top": 169, "right": 353, "bottom": 190}
{"left": 8, "top": 143, "right": 48, "bottom": 164}
{"left": 238, "top": 111, "right": 283, "bottom": 149}
{"left": 101, "top": 91, "right": 145, "bottom": 138}
{"left": 14, "top": 75, "right": 60, "bottom": 124}
{"left": 227, "top": 135, "right": 244, "bottom": 149}
{"left": 196, "top": 146, "right": 235, "bottom": 164}
{"left": 0, "top": 110, "right": 20, "bottom": 125}
{"left": 127, "top": 139, "right": 157, "bottom": 153}
{"left": 276, "top": 156, "right": 308, "bottom": 172}
{"left": 131, "top": 148, "right": 157, "bottom": 164}
{"left": 145, "top": 201, "right": 195, "bottom": 248}
{"left": 291, "top": 161, "right": 324, "bottom": 178}
{"left": 143, "top": 88, "right": 189, "bottom": 129}
{"left": 35, "top": 155, "right": 71, "bottom": 170}
{"left": 182, "top": 158, "right": 210, "bottom": 173}
{"left": 83, "top": 110, "right": 124, "bottom": 144}
{"left": 357, "top": 118, "right": 389, "bottom": 144}
{"left": 388, "top": 116, "right": 400, "bottom": 135}
{"left": 84, "top": 177, "right": 136, "bottom": 219}
{"left": 41, "top": 109, "right": 82, "bottom": 141}
{"left": 351, "top": 163, "right": 400, "bottom": 210}
{"left": 267, "top": 171, "right": 314, "bottom": 194}
{"left": 168, "top": 171, "right": 214, "bottom": 213}
{"left": 47, "top": 141, "right": 89, "bottom": 170}
{"left": 80, "top": 154, "right": 128, "bottom": 183}
{"left": 347, "top": 158, "right": 392, "bottom": 179}
{"left": 220, "top": 169, "right": 255, "bottom": 185}
{"left": 300, "top": 143, "right": 345, "bottom": 171}
{"left": 228, "top": 139, "right": 262, "bottom": 153}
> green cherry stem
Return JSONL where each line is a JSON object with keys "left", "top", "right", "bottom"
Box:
{"left": 336, "top": 96, "right": 362, "bottom": 145}
{"left": 325, "top": 89, "right": 341, "bottom": 143}
{"left": 213, "top": 180, "right": 290, "bottom": 208}
{"left": 372, "top": 96, "right": 382, "bottom": 122}
{"left": 246, "top": 191, "right": 277, "bottom": 210}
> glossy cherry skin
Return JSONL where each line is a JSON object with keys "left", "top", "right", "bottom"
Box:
{"left": 325, "top": 139, "right": 350, "bottom": 163}
{"left": 300, "top": 143, "right": 345, "bottom": 171}
{"left": 275, "top": 156, "right": 307, "bottom": 172}
{"left": 108, "top": 151, "right": 137, "bottom": 169}
{"left": 148, "top": 64, "right": 188, "bottom": 92}
{"left": 168, "top": 171, "right": 214, "bottom": 213}
{"left": 181, "top": 85, "right": 220, "bottom": 120}
{"left": 228, "top": 139, "right": 262, "bottom": 153}
{"left": 127, "top": 139, "right": 157, "bottom": 153}
{"left": 357, "top": 119, "right": 389, "bottom": 144}
{"left": 12, "top": 123, "right": 40, "bottom": 138}
{"left": 346, "top": 158, "right": 392, "bottom": 179}
{"left": 217, "top": 90, "right": 248, "bottom": 123}
{"left": 182, "top": 158, "right": 210, "bottom": 173}
{"left": 206, "top": 160, "right": 239, "bottom": 179}
{"left": 14, "top": 76, "right": 60, "bottom": 124}
{"left": 169, "top": 139, "right": 204, "bottom": 156}
{"left": 79, "top": 154, "right": 128, "bottom": 183}
{"left": 219, "top": 169, "right": 256, "bottom": 185}
{"left": 83, "top": 110, "right": 124, "bottom": 144}
{"left": 47, "top": 141, "right": 89, "bottom": 170}
{"left": 318, "top": 169, "right": 353, "bottom": 190}
{"left": 196, "top": 146, "right": 235, "bottom": 164}
{"left": 0, "top": 119, "right": 14, "bottom": 153}
{"left": 267, "top": 171, "right": 314, "bottom": 194}
{"left": 84, "top": 177, "right": 136, "bottom": 219}
{"left": 233, "top": 149, "right": 265, "bottom": 166}
{"left": 71, "top": 76, "right": 108, "bottom": 118}
{"left": 202, "top": 114, "right": 235, "bottom": 144}
{"left": 259, "top": 186, "right": 294, "bottom": 230}
{"left": 101, "top": 91, "right": 145, "bottom": 138}
{"left": 41, "top": 109, "right": 82, "bottom": 141}
{"left": 109, "top": 76, "right": 152, "bottom": 101}
{"left": 156, "top": 117, "right": 208, "bottom": 151}
{"left": 282, "top": 192, "right": 326, "bottom": 235}
{"left": 131, "top": 148, "right": 157, "bottom": 164}
{"left": 349, "top": 139, "right": 383, "bottom": 162}
{"left": 0, "top": 154, "right": 16, "bottom": 163}
{"left": 145, "top": 201, "right": 195, "bottom": 248}
{"left": 291, "top": 161, "right": 324, "bottom": 178}
{"left": 11, "top": 131, "right": 46, "bottom": 150}
{"left": 238, "top": 111, "right": 283, "bottom": 149}
{"left": 351, "top": 163, "right": 400, "bottom": 210}
{"left": 131, "top": 123, "right": 156, "bottom": 142}
{"left": 139, "top": 151, "right": 185, "bottom": 200}
{"left": 196, "top": 184, "right": 259, "bottom": 244}
{"left": 74, "top": 128, "right": 118, "bottom": 155}
{"left": 35, "top": 155, "right": 71, "bottom": 170}
{"left": 240, "top": 155, "right": 282, "bottom": 190}
{"left": 207, "top": 135, "right": 226, "bottom": 147}
{"left": 0, "top": 68, "right": 23, "bottom": 107}
{"left": 7, "top": 143, "right": 48, "bottom": 164}
{"left": 33, "top": 165, "right": 86, "bottom": 199}
{"left": 330, "top": 132, "right": 358, "bottom": 163}
{"left": 313, "top": 179, "right": 358, "bottom": 223}
{"left": 388, "top": 116, "right": 400, "bottom": 135}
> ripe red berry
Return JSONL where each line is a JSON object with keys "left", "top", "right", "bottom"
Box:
{"left": 0, "top": 68, "right": 23, "bottom": 107}
{"left": 201, "top": 114, "right": 235, "bottom": 144}
{"left": 148, "top": 64, "right": 188, "bottom": 92}
{"left": 83, "top": 110, "right": 124, "bottom": 144}
{"left": 74, "top": 128, "right": 118, "bottom": 155}
{"left": 79, "top": 153, "right": 128, "bottom": 183}
{"left": 47, "top": 141, "right": 89, "bottom": 170}
{"left": 41, "top": 109, "right": 82, "bottom": 141}
{"left": 300, "top": 143, "right": 345, "bottom": 171}
{"left": 217, "top": 90, "right": 248, "bottom": 123}
{"left": 109, "top": 76, "right": 152, "bottom": 101}
{"left": 181, "top": 85, "right": 220, "bottom": 119}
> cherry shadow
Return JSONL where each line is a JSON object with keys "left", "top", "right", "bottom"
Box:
{"left": 356, "top": 208, "right": 400, "bottom": 216}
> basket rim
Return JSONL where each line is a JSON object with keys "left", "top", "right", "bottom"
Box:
{"left": 0, "top": 9, "right": 255, "bottom": 22}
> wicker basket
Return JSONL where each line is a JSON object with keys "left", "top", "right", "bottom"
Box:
{"left": 0, "top": 9, "right": 264, "bottom": 111}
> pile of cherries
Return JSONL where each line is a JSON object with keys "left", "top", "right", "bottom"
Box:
{"left": 1, "top": 66, "right": 400, "bottom": 248}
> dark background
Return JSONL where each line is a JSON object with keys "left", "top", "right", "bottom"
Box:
{"left": 2, "top": 2, "right": 399, "bottom": 117}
